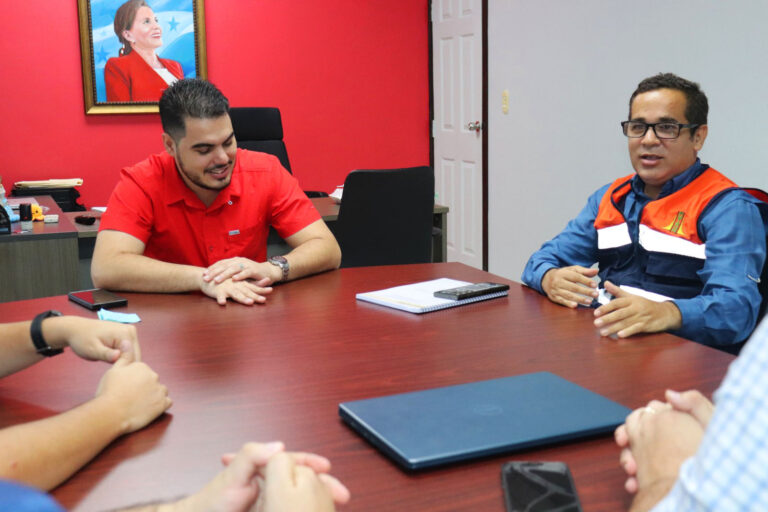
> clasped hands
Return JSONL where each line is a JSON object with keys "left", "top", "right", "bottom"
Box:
{"left": 52, "top": 317, "right": 172, "bottom": 435}
{"left": 201, "top": 257, "right": 282, "bottom": 306}
{"left": 175, "top": 441, "right": 350, "bottom": 512}
{"left": 541, "top": 266, "right": 682, "bottom": 338}
{"left": 614, "top": 390, "right": 713, "bottom": 497}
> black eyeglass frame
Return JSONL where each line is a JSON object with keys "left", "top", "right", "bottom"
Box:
{"left": 620, "top": 121, "right": 701, "bottom": 140}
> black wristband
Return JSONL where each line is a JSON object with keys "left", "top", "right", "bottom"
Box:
{"left": 30, "top": 310, "right": 64, "bottom": 357}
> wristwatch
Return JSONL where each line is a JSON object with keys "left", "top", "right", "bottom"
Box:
{"left": 30, "top": 310, "right": 64, "bottom": 357}
{"left": 267, "top": 255, "right": 290, "bottom": 282}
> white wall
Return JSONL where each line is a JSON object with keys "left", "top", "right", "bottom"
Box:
{"left": 488, "top": 0, "right": 768, "bottom": 281}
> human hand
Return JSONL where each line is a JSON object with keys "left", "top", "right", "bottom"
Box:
{"left": 615, "top": 400, "right": 670, "bottom": 494}
{"left": 540, "top": 266, "right": 599, "bottom": 308}
{"left": 593, "top": 281, "right": 682, "bottom": 338}
{"left": 95, "top": 341, "right": 172, "bottom": 435}
{"left": 200, "top": 277, "right": 274, "bottom": 306}
{"left": 616, "top": 399, "right": 703, "bottom": 496}
{"left": 46, "top": 316, "right": 141, "bottom": 363}
{"left": 203, "top": 257, "right": 279, "bottom": 285}
{"left": 174, "top": 442, "right": 349, "bottom": 512}
{"left": 665, "top": 389, "right": 714, "bottom": 428}
{"left": 258, "top": 451, "right": 349, "bottom": 512}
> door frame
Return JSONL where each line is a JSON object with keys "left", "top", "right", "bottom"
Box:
{"left": 427, "top": 0, "right": 489, "bottom": 270}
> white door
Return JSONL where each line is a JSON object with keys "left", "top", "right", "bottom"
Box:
{"left": 432, "top": 0, "right": 483, "bottom": 269}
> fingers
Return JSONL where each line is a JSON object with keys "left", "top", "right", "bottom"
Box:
{"left": 264, "top": 451, "right": 296, "bottom": 483}
{"left": 619, "top": 447, "right": 637, "bottom": 476}
{"left": 666, "top": 389, "right": 714, "bottom": 426}
{"left": 624, "top": 475, "right": 638, "bottom": 494}
{"left": 288, "top": 452, "right": 332, "bottom": 474}
{"left": 203, "top": 258, "right": 258, "bottom": 284}
{"left": 113, "top": 340, "right": 135, "bottom": 368}
{"left": 542, "top": 267, "right": 599, "bottom": 308}
{"left": 212, "top": 281, "right": 273, "bottom": 306}
{"left": 614, "top": 424, "right": 628, "bottom": 448}
{"left": 318, "top": 473, "right": 351, "bottom": 504}
{"left": 224, "top": 442, "right": 285, "bottom": 486}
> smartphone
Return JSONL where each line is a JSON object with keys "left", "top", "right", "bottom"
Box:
{"left": 501, "top": 461, "right": 582, "bottom": 512}
{"left": 433, "top": 282, "right": 509, "bottom": 300}
{"left": 68, "top": 288, "right": 128, "bottom": 311}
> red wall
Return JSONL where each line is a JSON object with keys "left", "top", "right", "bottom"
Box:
{"left": 0, "top": 1, "right": 429, "bottom": 206}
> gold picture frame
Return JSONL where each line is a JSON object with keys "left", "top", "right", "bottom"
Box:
{"left": 77, "top": 0, "right": 207, "bottom": 115}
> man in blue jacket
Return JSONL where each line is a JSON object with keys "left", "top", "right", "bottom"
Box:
{"left": 522, "top": 73, "right": 767, "bottom": 348}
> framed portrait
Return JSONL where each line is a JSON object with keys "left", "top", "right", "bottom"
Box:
{"left": 77, "top": 0, "right": 207, "bottom": 114}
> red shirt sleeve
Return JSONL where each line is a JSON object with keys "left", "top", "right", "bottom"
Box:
{"left": 264, "top": 157, "right": 321, "bottom": 239}
{"left": 99, "top": 164, "right": 158, "bottom": 244}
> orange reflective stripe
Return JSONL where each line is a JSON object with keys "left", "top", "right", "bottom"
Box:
{"left": 594, "top": 174, "right": 633, "bottom": 230}
{"left": 594, "top": 167, "right": 738, "bottom": 248}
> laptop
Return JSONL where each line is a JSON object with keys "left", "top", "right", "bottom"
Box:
{"left": 339, "top": 371, "right": 631, "bottom": 470}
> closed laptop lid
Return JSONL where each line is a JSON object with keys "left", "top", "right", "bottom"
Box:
{"left": 339, "top": 372, "right": 631, "bottom": 470}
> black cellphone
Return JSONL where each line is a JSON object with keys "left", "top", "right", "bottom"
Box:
{"left": 501, "top": 461, "right": 582, "bottom": 512}
{"left": 68, "top": 289, "right": 128, "bottom": 311}
{"left": 433, "top": 282, "right": 510, "bottom": 300}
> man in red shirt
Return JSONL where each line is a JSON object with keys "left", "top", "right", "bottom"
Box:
{"left": 92, "top": 79, "right": 341, "bottom": 305}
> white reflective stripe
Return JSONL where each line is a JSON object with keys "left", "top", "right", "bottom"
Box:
{"left": 597, "top": 223, "right": 631, "bottom": 249}
{"left": 639, "top": 224, "right": 706, "bottom": 260}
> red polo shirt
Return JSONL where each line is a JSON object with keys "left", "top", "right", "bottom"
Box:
{"left": 100, "top": 149, "right": 321, "bottom": 267}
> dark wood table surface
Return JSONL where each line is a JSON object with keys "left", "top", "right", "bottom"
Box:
{"left": 0, "top": 263, "right": 733, "bottom": 511}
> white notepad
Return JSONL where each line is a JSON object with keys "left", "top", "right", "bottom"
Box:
{"left": 356, "top": 278, "right": 508, "bottom": 314}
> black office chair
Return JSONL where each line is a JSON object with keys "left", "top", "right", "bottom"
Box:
{"left": 335, "top": 166, "right": 434, "bottom": 268}
{"left": 229, "top": 107, "right": 327, "bottom": 198}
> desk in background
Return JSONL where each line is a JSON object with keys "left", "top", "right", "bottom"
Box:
{"left": 0, "top": 196, "right": 79, "bottom": 302}
{"left": 0, "top": 263, "right": 732, "bottom": 511}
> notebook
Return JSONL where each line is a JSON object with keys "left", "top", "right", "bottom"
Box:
{"left": 339, "top": 372, "right": 631, "bottom": 470}
{"left": 355, "top": 278, "right": 508, "bottom": 314}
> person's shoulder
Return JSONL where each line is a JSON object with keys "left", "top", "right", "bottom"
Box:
{"left": 235, "top": 149, "right": 283, "bottom": 174}
{"left": 105, "top": 54, "right": 131, "bottom": 70}
{"left": 122, "top": 152, "right": 174, "bottom": 182}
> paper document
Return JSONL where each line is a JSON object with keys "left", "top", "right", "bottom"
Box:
{"left": 14, "top": 178, "right": 83, "bottom": 189}
{"left": 356, "top": 278, "right": 508, "bottom": 314}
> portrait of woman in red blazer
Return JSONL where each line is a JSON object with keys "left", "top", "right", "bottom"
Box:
{"left": 104, "top": 0, "right": 184, "bottom": 102}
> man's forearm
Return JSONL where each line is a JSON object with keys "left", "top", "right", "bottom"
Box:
{"left": 92, "top": 253, "right": 205, "bottom": 293}
{"left": 282, "top": 237, "right": 341, "bottom": 281}
{"left": 0, "top": 395, "right": 127, "bottom": 490}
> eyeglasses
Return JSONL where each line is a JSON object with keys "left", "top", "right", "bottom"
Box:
{"left": 621, "top": 121, "right": 700, "bottom": 140}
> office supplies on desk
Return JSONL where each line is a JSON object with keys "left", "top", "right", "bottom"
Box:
{"left": 339, "top": 372, "right": 631, "bottom": 470}
{"left": 356, "top": 278, "right": 508, "bottom": 313}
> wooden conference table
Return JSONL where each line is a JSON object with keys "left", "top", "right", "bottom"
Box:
{"left": 0, "top": 263, "right": 733, "bottom": 511}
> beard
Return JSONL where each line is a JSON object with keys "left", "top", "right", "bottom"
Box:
{"left": 175, "top": 153, "right": 233, "bottom": 192}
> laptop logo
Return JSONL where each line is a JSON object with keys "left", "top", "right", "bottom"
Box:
{"left": 473, "top": 404, "right": 504, "bottom": 416}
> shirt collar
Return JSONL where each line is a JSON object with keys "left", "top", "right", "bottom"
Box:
{"left": 631, "top": 158, "right": 708, "bottom": 199}
{"left": 162, "top": 149, "right": 243, "bottom": 210}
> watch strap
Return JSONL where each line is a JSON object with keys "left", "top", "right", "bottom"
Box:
{"left": 268, "top": 256, "right": 290, "bottom": 282}
{"left": 30, "top": 310, "right": 64, "bottom": 357}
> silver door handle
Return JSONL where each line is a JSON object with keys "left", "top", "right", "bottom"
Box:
{"left": 466, "top": 121, "right": 482, "bottom": 132}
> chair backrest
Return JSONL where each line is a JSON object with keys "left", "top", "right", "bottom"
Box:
{"left": 335, "top": 167, "right": 434, "bottom": 268}
{"left": 744, "top": 188, "right": 768, "bottom": 323}
{"left": 229, "top": 107, "right": 292, "bottom": 173}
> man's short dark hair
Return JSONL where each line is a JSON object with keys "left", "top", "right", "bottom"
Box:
{"left": 159, "top": 79, "right": 230, "bottom": 141}
{"left": 629, "top": 73, "right": 708, "bottom": 132}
